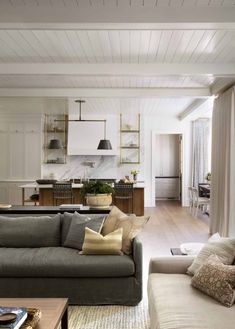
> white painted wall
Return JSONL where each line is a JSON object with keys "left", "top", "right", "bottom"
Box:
{"left": 144, "top": 115, "right": 192, "bottom": 207}
{"left": 0, "top": 97, "right": 193, "bottom": 208}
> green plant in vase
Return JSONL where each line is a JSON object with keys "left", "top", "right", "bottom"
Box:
{"left": 206, "top": 172, "right": 211, "bottom": 182}
{"left": 131, "top": 169, "right": 139, "bottom": 182}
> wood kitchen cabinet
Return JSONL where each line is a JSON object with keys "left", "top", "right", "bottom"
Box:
{"left": 39, "top": 187, "right": 145, "bottom": 216}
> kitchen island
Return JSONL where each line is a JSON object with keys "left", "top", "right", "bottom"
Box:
{"left": 20, "top": 182, "right": 145, "bottom": 216}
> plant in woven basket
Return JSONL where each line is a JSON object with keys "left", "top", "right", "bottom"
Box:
{"left": 81, "top": 181, "right": 114, "bottom": 208}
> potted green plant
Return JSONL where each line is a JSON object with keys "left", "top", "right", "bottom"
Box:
{"left": 81, "top": 180, "right": 114, "bottom": 208}
{"left": 206, "top": 172, "right": 211, "bottom": 182}
{"left": 131, "top": 169, "right": 139, "bottom": 182}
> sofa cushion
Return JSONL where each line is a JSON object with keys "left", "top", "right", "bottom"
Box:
{"left": 0, "top": 215, "right": 61, "bottom": 247}
{"left": 101, "top": 206, "right": 149, "bottom": 255}
{"left": 60, "top": 212, "right": 91, "bottom": 245}
{"left": 80, "top": 227, "right": 123, "bottom": 255}
{"left": 101, "top": 206, "right": 127, "bottom": 236}
{"left": 148, "top": 273, "right": 235, "bottom": 329}
{"left": 0, "top": 247, "right": 135, "bottom": 278}
{"left": 191, "top": 254, "right": 235, "bottom": 307}
{"left": 113, "top": 215, "right": 149, "bottom": 255}
{"left": 187, "top": 237, "right": 235, "bottom": 275}
{"left": 63, "top": 215, "right": 105, "bottom": 250}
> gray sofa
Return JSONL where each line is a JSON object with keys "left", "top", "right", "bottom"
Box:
{"left": 148, "top": 256, "right": 235, "bottom": 329}
{"left": 0, "top": 213, "right": 142, "bottom": 306}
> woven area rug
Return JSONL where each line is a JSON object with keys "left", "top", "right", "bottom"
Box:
{"left": 68, "top": 299, "right": 149, "bottom": 329}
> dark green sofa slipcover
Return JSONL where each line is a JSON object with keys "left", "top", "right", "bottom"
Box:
{"left": 0, "top": 213, "right": 142, "bottom": 305}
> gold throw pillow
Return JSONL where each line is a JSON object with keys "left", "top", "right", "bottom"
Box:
{"left": 114, "top": 215, "right": 149, "bottom": 254}
{"left": 101, "top": 206, "right": 127, "bottom": 236}
{"left": 80, "top": 227, "right": 123, "bottom": 255}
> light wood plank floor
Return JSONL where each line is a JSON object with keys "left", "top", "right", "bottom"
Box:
{"left": 138, "top": 201, "right": 209, "bottom": 293}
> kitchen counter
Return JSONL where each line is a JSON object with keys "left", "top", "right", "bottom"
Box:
{"left": 19, "top": 181, "right": 145, "bottom": 216}
{"left": 20, "top": 182, "right": 145, "bottom": 189}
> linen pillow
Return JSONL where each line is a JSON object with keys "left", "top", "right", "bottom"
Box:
{"left": 61, "top": 212, "right": 91, "bottom": 245}
{"left": 80, "top": 227, "right": 123, "bottom": 255}
{"left": 114, "top": 215, "right": 150, "bottom": 254}
{"left": 187, "top": 237, "right": 235, "bottom": 275}
{"left": 101, "top": 206, "right": 127, "bottom": 236}
{"left": 64, "top": 215, "right": 105, "bottom": 250}
{"left": 191, "top": 254, "right": 235, "bottom": 307}
{"left": 0, "top": 214, "right": 61, "bottom": 247}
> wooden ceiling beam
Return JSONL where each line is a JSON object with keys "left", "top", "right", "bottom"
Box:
{"left": 0, "top": 63, "right": 235, "bottom": 77}
{"left": 0, "top": 87, "right": 210, "bottom": 98}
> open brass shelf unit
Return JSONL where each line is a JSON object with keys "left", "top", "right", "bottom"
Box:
{"left": 43, "top": 114, "right": 68, "bottom": 165}
{"left": 120, "top": 113, "right": 140, "bottom": 164}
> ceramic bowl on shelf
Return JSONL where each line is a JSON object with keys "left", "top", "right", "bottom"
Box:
{"left": 36, "top": 179, "right": 57, "bottom": 185}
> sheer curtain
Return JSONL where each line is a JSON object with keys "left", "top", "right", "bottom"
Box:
{"left": 210, "top": 86, "right": 235, "bottom": 237}
{"left": 192, "top": 119, "right": 210, "bottom": 188}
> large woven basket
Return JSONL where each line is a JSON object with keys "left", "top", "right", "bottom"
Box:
{"left": 86, "top": 193, "right": 112, "bottom": 208}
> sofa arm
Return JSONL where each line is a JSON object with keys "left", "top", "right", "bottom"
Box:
{"left": 132, "top": 237, "right": 142, "bottom": 281}
{"left": 149, "top": 256, "right": 195, "bottom": 274}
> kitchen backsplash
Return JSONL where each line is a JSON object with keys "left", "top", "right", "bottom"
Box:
{"left": 42, "top": 155, "right": 143, "bottom": 181}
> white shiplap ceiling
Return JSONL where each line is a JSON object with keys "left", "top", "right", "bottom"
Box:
{"left": 0, "top": 2, "right": 235, "bottom": 117}
{"left": 0, "top": 29, "right": 234, "bottom": 64}
{"left": 2, "top": 1, "right": 235, "bottom": 8}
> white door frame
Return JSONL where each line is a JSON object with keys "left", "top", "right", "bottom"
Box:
{"left": 151, "top": 130, "right": 185, "bottom": 206}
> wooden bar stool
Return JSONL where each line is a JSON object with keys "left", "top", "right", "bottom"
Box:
{"left": 52, "top": 182, "right": 74, "bottom": 206}
{"left": 113, "top": 182, "right": 134, "bottom": 214}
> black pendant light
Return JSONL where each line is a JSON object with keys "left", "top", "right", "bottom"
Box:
{"left": 97, "top": 139, "right": 112, "bottom": 150}
{"left": 97, "top": 120, "right": 112, "bottom": 150}
{"left": 48, "top": 139, "right": 63, "bottom": 149}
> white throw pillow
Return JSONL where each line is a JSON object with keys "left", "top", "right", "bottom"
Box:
{"left": 187, "top": 237, "right": 235, "bottom": 276}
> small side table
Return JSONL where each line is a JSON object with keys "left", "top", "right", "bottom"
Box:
{"left": 170, "top": 248, "right": 186, "bottom": 256}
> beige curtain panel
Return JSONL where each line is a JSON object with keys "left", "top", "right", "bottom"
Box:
{"left": 210, "top": 86, "right": 235, "bottom": 237}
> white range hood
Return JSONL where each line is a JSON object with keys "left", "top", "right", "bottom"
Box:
{"left": 67, "top": 100, "right": 118, "bottom": 156}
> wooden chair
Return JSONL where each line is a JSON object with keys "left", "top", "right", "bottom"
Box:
{"left": 52, "top": 181, "right": 73, "bottom": 206}
{"left": 192, "top": 187, "right": 210, "bottom": 217}
{"left": 113, "top": 182, "right": 134, "bottom": 214}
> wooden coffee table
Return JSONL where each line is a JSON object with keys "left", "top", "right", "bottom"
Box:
{"left": 0, "top": 298, "right": 68, "bottom": 329}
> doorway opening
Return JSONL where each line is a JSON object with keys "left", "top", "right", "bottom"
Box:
{"left": 152, "top": 133, "right": 183, "bottom": 206}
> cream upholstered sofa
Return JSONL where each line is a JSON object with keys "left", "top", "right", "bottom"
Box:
{"left": 148, "top": 256, "right": 235, "bottom": 329}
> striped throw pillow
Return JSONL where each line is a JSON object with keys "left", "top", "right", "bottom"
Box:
{"left": 80, "top": 227, "right": 123, "bottom": 255}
